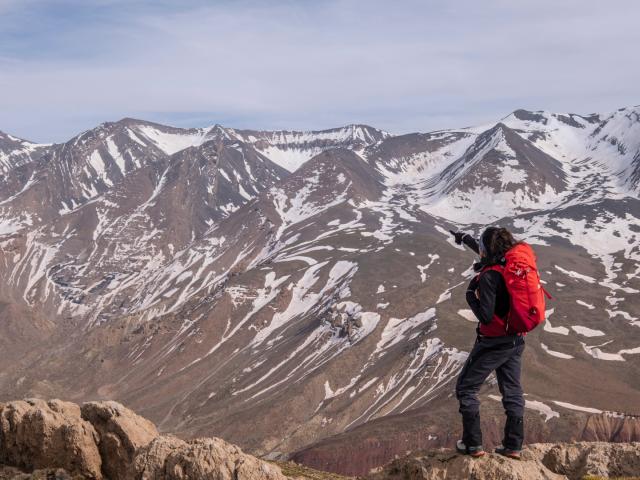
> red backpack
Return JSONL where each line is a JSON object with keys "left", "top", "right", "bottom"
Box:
{"left": 484, "top": 242, "right": 551, "bottom": 334}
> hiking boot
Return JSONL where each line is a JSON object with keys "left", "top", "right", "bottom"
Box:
{"left": 456, "top": 440, "right": 485, "bottom": 457}
{"left": 495, "top": 444, "right": 521, "bottom": 459}
{"left": 503, "top": 415, "right": 524, "bottom": 452}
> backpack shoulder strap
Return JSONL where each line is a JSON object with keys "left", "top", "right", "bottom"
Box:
{"left": 481, "top": 264, "right": 504, "bottom": 276}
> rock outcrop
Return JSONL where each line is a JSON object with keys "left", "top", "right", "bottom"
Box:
{"left": 80, "top": 401, "right": 158, "bottom": 480}
{"left": 367, "top": 449, "right": 564, "bottom": 480}
{"left": 366, "top": 442, "right": 640, "bottom": 480}
{"left": 0, "top": 399, "right": 102, "bottom": 479}
{"left": 131, "top": 435, "right": 287, "bottom": 480}
{"left": 530, "top": 442, "right": 640, "bottom": 479}
{"left": 1, "top": 398, "right": 639, "bottom": 480}
{"left": 291, "top": 402, "right": 640, "bottom": 476}
{"left": 0, "top": 399, "right": 287, "bottom": 480}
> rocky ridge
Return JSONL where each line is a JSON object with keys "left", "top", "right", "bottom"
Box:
{"left": 0, "top": 399, "right": 639, "bottom": 480}
{"left": 367, "top": 442, "right": 640, "bottom": 480}
{"left": 0, "top": 399, "right": 285, "bottom": 480}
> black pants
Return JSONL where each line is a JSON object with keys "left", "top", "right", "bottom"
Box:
{"left": 455, "top": 335, "right": 525, "bottom": 450}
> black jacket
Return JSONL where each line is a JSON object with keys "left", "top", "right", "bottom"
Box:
{"left": 460, "top": 234, "right": 510, "bottom": 325}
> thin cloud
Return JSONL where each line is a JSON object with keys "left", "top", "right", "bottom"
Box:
{"left": 1, "top": 0, "right": 639, "bottom": 142}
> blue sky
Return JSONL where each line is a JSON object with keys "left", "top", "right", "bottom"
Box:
{"left": 1, "top": 0, "right": 639, "bottom": 142}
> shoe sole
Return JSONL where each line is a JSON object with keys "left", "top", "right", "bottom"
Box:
{"left": 496, "top": 451, "right": 521, "bottom": 460}
{"left": 456, "top": 448, "right": 486, "bottom": 458}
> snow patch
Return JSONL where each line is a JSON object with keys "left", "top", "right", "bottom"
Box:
{"left": 571, "top": 325, "right": 605, "bottom": 337}
{"left": 541, "top": 343, "right": 574, "bottom": 359}
{"left": 457, "top": 309, "right": 476, "bottom": 322}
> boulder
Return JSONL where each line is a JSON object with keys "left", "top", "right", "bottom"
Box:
{"left": 366, "top": 449, "right": 566, "bottom": 480}
{"left": 0, "top": 399, "right": 287, "bottom": 480}
{"left": 131, "top": 435, "right": 287, "bottom": 480}
{"left": 80, "top": 401, "right": 158, "bottom": 480}
{"left": 0, "top": 399, "right": 102, "bottom": 479}
{"left": 366, "top": 442, "right": 640, "bottom": 480}
{"left": 531, "top": 441, "right": 640, "bottom": 479}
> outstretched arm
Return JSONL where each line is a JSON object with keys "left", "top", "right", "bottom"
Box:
{"left": 450, "top": 230, "right": 480, "bottom": 255}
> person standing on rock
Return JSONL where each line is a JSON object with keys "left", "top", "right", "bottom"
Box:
{"left": 449, "top": 227, "right": 533, "bottom": 460}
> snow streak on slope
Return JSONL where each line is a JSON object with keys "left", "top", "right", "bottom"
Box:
{"left": 418, "top": 124, "right": 567, "bottom": 223}
{"left": 514, "top": 209, "right": 640, "bottom": 288}
{"left": 502, "top": 107, "right": 640, "bottom": 195}
{"left": 135, "top": 124, "right": 215, "bottom": 155}
{"left": 238, "top": 125, "right": 390, "bottom": 172}
{"left": 0, "top": 131, "right": 49, "bottom": 174}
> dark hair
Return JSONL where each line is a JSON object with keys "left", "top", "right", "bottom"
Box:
{"left": 481, "top": 227, "right": 518, "bottom": 261}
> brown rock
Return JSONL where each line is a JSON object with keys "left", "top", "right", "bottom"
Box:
{"left": 0, "top": 399, "right": 102, "bottom": 479}
{"left": 80, "top": 401, "right": 158, "bottom": 480}
{"left": 131, "top": 435, "right": 288, "bottom": 480}
{"left": 0, "top": 465, "right": 74, "bottom": 479}
{"left": 128, "top": 435, "right": 180, "bottom": 480}
{"left": 366, "top": 449, "right": 566, "bottom": 480}
{"left": 367, "top": 442, "right": 640, "bottom": 480}
{"left": 530, "top": 441, "right": 640, "bottom": 479}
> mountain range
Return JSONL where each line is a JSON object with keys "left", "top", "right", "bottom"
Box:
{"left": 0, "top": 106, "right": 639, "bottom": 475}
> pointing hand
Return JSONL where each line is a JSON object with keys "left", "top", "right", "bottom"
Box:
{"left": 450, "top": 230, "right": 466, "bottom": 245}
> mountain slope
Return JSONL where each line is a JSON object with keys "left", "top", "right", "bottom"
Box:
{"left": 0, "top": 131, "right": 49, "bottom": 175}
{"left": 420, "top": 123, "right": 568, "bottom": 223}
{"left": 0, "top": 106, "right": 638, "bottom": 477}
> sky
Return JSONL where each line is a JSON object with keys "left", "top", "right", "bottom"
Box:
{"left": 1, "top": 0, "right": 639, "bottom": 143}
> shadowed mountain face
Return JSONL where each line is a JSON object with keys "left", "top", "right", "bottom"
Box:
{"left": 0, "top": 107, "right": 639, "bottom": 475}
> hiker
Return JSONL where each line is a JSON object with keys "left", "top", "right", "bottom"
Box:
{"left": 449, "top": 227, "right": 546, "bottom": 460}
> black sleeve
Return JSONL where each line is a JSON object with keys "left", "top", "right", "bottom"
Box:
{"left": 466, "top": 270, "right": 501, "bottom": 325}
{"left": 461, "top": 234, "right": 480, "bottom": 255}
